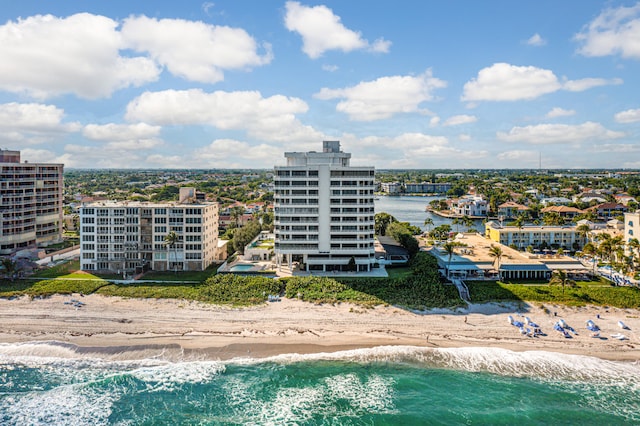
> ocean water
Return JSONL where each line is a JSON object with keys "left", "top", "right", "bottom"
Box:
{"left": 1, "top": 344, "right": 639, "bottom": 425}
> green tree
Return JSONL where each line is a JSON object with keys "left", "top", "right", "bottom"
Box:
{"left": 230, "top": 206, "right": 246, "bottom": 227}
{"left": 164, "top": 231, "right": 179, "bottom": 273}
{"left": 1, "top": 257, "right": 20, "bottom": 282}
{"left": 430, "top": 224, "right": 451, "bottom": 241}
{"left": 233, "top": 220, "right": 262, "bottom": 254}
{"left": 488, "top": 245, "right": 503, "bottom": 280}
{"left": 542, "top": 212, "right": 564, "bottom": 226}
{"left": 548, "top": 270, "right": 576, "bottom": 295}
{"left": 375, "top": 212, "right": 397, "bottom": 236}
{"left": 442, "top": 241, "right": 465, "bottom": 278}
{"left": 423, "top": 217, "right": 434, "bottom": 234}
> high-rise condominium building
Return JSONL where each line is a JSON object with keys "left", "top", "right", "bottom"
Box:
{"left": 274, "top": 141, "right": 376, "bottom": 272}
{"left": 0, "top": 149, "right": 64, "bottom": 255}
{"left": 79, "top": 188, "right": 219, "bottom": 274}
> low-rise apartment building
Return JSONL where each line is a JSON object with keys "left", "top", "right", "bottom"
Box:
{"left": 0, "top": 149, "right": 64, "bottom": 254}
{"left": 79, "top": 188, "right": 219, "bottom": 274}
{"left": 485, "top": 221, "right": 586, "bottom": 251}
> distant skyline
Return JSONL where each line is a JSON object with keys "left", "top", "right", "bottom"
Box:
{"left": 1, "top": 1, "right": 640, "bottom": 169}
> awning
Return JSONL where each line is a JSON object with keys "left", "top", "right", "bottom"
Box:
{"left": 500, "top": 264, "right": 550, "bottom": 272}
{"left": 544, "top": 263, "right": 589, "bottom": 271}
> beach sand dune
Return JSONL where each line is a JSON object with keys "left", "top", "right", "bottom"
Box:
{"left": 0, "top": 295, "right": 638, "bottom": 362}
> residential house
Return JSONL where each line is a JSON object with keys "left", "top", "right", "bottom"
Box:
{"left": 587, "top": 202, "right": 627, "bottom": 220}
{"left": 497, "top": 201, "right": 530, "bottom": 219}
{"left": 451, "top": 195, "right": 488, "bottom": 217}
{"left": 540, "top": 205, "right": 584, "bottom": 220}
{"left": 540, "top": 197, "right": 572, "bottom": 206}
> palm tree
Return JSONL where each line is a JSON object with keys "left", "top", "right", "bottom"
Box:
{"left": 513, "top": 214, "right": 526, "bottom": 250}
{"left": 628, "top": 238, "right": 640, "bottom": 271}
{"left": 1, "top": 257, "right": 20, "bottom": 282}
{"left": 230, "top": 206, "right": 245, "bottom": 227}
{"left": 423, "top": 217, "right": 434, "bottom": 234}
{"left": 452, "top": 217, "right": 461, "bottom": 233}
{"left": 164, "top": 231, "right": 179, "bottom": 273}
{"left": 462, "top": 215, "right": 475, "bottom": 232}
{"left": 442, "top": 241, "right": 464, "bottom": 278}
{"left": 576, "top": 223, "right": 591, "bottom": 244}
{"left": 548, "top": 270, "right": 576, "bottom": 295}
{"left": 488, "top": 245, "right": 503, "bottom": 280}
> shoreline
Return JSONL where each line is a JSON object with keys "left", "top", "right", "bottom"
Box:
{"left": 1, "top": 294, "right": 638, "bottom": 363}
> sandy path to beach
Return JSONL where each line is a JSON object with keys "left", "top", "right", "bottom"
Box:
{"left": 0, "top": 294, "right": 638, "bottom": 361}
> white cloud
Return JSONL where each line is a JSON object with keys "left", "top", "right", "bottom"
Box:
{"left": 0, "top": 102, "right": 80, "bottom": 133}
{"left": 563, "top": 77, "right": 622, "bottom": 91}
{"left": 429, "top": 116, "right": 440, "bottom": 127}
{"left": 614, "top": 108, "right": 640, "bottom": 123}
{"left": 591, "top": 143, "right": 640, "bottom": 153}
{"left": 462, "top": 63, "right": 561, "bottom": 101}
{"left": 526, "top": 33, "right": 546, "bottom": 46}
{"left": 370, "top": 38, "right": 392, "bottom": 53}
{"left": 121, "top": 15, "right": 272, "bottom": 84}
{"left": 314, "top": 70, "right": 446, "bottom": 121}
{"left": 202, "top": 2, "right": 215, "bottom": 16}
{"left": 20, "top": 148, "right": 73, "bottom": 165}
{"left": 82, "top": 123, "right": 164, "bottom": 151}
{"left": 497, "top": 122, "right": 625, "bottom": 144}
{"left": 575, "top": 3, "right": 640, "bottom": 59}
{"left": 284, "top": 1, "right": 390, "bottom": 58}
{"left": 458, "top": 134, "right": 471, "bottom": 141}
{"left": 83, "top": 123, "right": 161, "bottom": 141}
{"left": 193, "top": 139, "right": 281, "bottom": 167}
{"left": 496, "top": 150, "right": 537, "bottom": 161}
{"left": 322, "top": 64, "right": 339, "bottom": 72}
{"left": 125, "top": 89, "right": 323, "bottom": 142}
{"left": 442, "top": 114, "right": 477, "bottom": 127}
{"left": 64, "top": 143, "right": 160, "bottom": 168}
{"left": 0, "top": 13, "right": 159, "bottom": 99}
{"left": 462, "top": 63, "right": 622, "bottom": 102}
{"left": 0, "top": 102, "right": 80, "bottom": 146}
{"left": 351, "top": 133, "right": 487, "bottom": 167}
{"left": 545, "top": 107, "right": 576, "bottom": 118}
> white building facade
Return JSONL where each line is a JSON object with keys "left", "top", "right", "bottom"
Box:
{"left": 79, "top": 194, "right": 218, "bottom": 274}
{"left": 624, "top": 211, "right": 640, "bottom": 245}
{"left": 274, "top": 141, "right": 376, "bottom": 272}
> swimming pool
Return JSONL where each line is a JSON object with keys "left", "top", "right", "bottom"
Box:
{"left": 229, "top": 264, "right": 256, "bottom": 272}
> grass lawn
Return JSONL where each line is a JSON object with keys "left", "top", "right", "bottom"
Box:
{"left": 385, "top": 266, "right": 412, "bottom": 279}
{"left": 467, "top": 279, "right": 640, "bottom": 309}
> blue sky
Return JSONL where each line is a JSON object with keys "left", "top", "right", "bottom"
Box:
{"left": 1, "top": 1, "right": 640, "bottom": 169}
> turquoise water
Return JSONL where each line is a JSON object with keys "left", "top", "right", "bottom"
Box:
{"left": 229, "top": 264, "right": 256, "bottom": 272}
{"left": 1, "top": 344, "right": 639, "bottom": 425}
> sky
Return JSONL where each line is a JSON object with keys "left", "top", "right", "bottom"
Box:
{"left": 2, "top": 1, "right": 640, "bottom": 170}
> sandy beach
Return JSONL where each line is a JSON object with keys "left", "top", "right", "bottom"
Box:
{"left": 1, "top": 294, "right": 638, "bottom": 362}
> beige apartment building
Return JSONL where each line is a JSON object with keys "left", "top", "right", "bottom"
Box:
{"left": 0, "top": 149, "right": 64, "bottom": 254}
{"left": 79, "top": 188, "right": 219, "bottom": 274}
